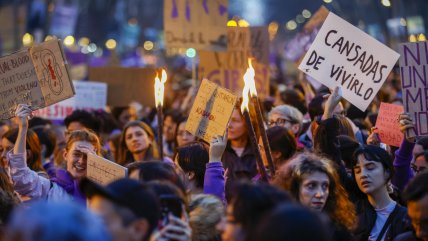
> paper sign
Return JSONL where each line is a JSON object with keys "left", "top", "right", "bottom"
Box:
{"left": 34, "top": 80, "right": 107, "bottom": 120}
{"left": 199, "top": 51, "right": 270, "bottom": 99}
{"left": 399, "top": 41, "right": 428, "bottom": 137}
{"left": 0, "top": 39, "right": 74, "bottom": 119}
{"left": 88, "top": 67, "right": 156, "bottom": 107}
{"left": 186, "top": 79, "right": 238, "bottom": 142}
{"left": 87, "top": 153, "right": 128, "bottom": 186}
{"left": 227, "top": 26, "right": 269, "bottom": 65}
{"left": 376, "top": 102, "right": 404, "bottom": 147}
{"left": 298, "top": 12, "right": 400, "bottom": 111}
{"left": 164, "top": 0, "right": 228, "bottom": 50}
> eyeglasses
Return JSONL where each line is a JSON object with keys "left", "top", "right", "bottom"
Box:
{"left": 411, "top": 164, "right": 427, "bottom": 174}
{"left": 267, "top": 117, "right": 296, "bottom": 127}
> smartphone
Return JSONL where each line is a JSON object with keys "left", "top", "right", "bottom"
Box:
{"left": 159, "top": 194, "right": 183, "bottom": 222}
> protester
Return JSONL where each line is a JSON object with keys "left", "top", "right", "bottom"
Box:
{"left": 250, "top": 204, "right": 332, "bottom": 241}
{"left": 352, "top": 145, "right": 412, "bottom": 241}
{"left": 1, "top": 128, "right": 44, "bottom": 175}
{"left": 263, "top": 126, "right": 297, "bottom": 171}
{"left": 64, "top": 109, "right": 101, "bottom": 138}
{"left": 9, "top": 104, "right": 101, "bottom": 203}
{"left": 218, "top": 182, "right": 291, "bottom": 241}
{"left": 163, "top": 111, "right": 183, "bottom": 157}
{"left": 188, "top": 194, "right": 224, "bottom": 241}
{"left": 176, "top": 118, "right": 196, "bottom": 148}
{"left": 275, "top": 152, "right": 356, "bottom": 240}
{"left": 116, "top": 120, "right": 160, "bottom": 165}
{"left": 176, "top": 142, "right": 209, "bottom": 194}
{"left": 5, "top": 201, "right": 110, "bottom": 241}
{"left": 393, "top": 172, "right": 428, "bottom": 241}
{"left": 412, "top": 151, "right": 428, "bottom": 175}
{"left": 81, "top": 178, "right": 160, "bottom": 241}
{"left": 222, "top": 106, "right": 257, "bottom": 181}
{"left": 268, "top": 104, "right": 303, "bottom": 137}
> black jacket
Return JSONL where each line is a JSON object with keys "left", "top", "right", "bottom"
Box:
{"left": 354, "top": 199, "right": 412, "bottom": 241}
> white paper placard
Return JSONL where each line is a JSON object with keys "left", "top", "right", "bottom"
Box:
{"left": 299, "top": 12, "right": 400, "bottom": 111}
{"left": 87, "top": 153, "right": 128, "bottom": 186}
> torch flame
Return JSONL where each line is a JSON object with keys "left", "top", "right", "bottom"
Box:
{"left": 154, "top": 69, "right": 167, "bottom": 107}
{"left": 244, "top": 58, "right": 257, "bottom": 97}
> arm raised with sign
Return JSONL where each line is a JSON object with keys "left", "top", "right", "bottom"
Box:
{"left": 9, "top": 104, "right": 69, "bottom": 201}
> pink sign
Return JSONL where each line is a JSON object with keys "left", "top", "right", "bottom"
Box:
{"left": 376, "top": 102, "right": 404, "bottom": 147}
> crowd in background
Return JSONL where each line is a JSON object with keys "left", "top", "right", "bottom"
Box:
{"left": 0, "top": 62, "right": 427, "bottom": 241}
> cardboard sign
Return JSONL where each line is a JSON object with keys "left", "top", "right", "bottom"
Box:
{"left": 87, "top": 153, "right": 128, "bottom": 186}
{"left": 0, "top": 39, "right": 74, "bottom": 119}
{"left": 399, "top": 41, "right": 428, "bottom": 137}
{"left": 376, "top": 103, "right": 404, "bottom": 147}
{"left": 186, "top": 79, "right": 237, "bottom": 142}
{"left": 285, "top": 6, "right": 329, "bottom": 63}
{"left": 198, "top": 51, "right": 270, "bottom": 99}
{"left": 88, "top": 67, "right": 156, "bottom": 107}
{"left": 34, "top": 80, "right": 107, "bottom": 120}
{"left": 298, "top": 12, "right": 400, "bottom": 111}
{"left": 227, "top": 26, "right": 269, "bottom": 65}
{"left": 164, "top": 0, "right": 228, "bottom": 50}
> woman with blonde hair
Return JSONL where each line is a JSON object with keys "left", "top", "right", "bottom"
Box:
{"left": 275, "top": 152, "right": 356, "bottom": 241}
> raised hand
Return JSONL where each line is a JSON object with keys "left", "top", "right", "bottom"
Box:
{"left": 150, "top": 214, "right": 192, "bottom": 241}
{"left": 322, "top": 86, "right": 342, "bottom": 120}
{"left": 14, "top": 104, "right": 33, "bottom": 129}
{"left": 399, "top": 112, "right": 416, "bottom": 143}
{"left": 366, "top": 127, "right": 381, "bottom": 146}
{"left": 209, "top": 131, "right": 228, "bottom": 163}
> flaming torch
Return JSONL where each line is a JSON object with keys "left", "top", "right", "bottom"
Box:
{"left": 154, "top": 69, "right": 167, "bottom": 161}
{"left": 245, "top": 59, "right": 275, "bottom": 175}
{"left": 241, "top": 65, "right": 269, "bottom": 182}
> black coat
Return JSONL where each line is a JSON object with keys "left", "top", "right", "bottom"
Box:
{"left": 354, "top": 199, "right": 412, "bottom": 241}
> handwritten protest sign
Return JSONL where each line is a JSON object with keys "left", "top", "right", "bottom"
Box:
{"left": 298, "top": 12, "right": 400, "bottom": 111}
{"left": 164, "top": 0, "right": 228, "bottom": 50}
{"left": 199, "top": 51, "right": 269, "bottom": 98}
{"left": 399, "top": 41, "right": 428, "bottom": 137}
{"left": 87, "top": 153, "right": 128, "bottom": 186}
{"left": 0, "top": 39, "right": 74, "bottom": 119}
{"left": 88, "top": 67, "right": 156, "bottom": 107}
{"left": 34, "top": 80, "right": 107, "bottom": 120}
{"left": 375, "top": 103, "right": 404, "bottom": 147}
{"left": 186, "top": 79, "right": 237, "bottom": 142}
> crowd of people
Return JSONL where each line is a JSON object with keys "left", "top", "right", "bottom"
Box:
{"left": 0, "top": 63, "right": 427, "bottom": 241}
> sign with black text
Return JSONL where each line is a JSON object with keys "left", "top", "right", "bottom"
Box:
{"left": 299, "top": 12, "right": 399, "bottom": 111}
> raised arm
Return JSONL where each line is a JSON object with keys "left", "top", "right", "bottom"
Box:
{"left": 391, "top": 113, "right": 416, "bottom": 191}
{"left": 204, "top": 132, "right": 227, "bottom": 205}
{"left": 9, "top": 104, "right": 53, "bottom": 199}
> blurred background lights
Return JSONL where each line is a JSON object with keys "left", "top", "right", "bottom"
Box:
{"left": 143, "top": 41, "right": 154, "bottom": 51}
{"left": 186, "top": 48, "right": 196, "bottom": 58}
{"left": 238, "top": 19, "right": 250, "bottom": 27}
{"left": 78, "top": 37, "right": 90, "bottom": 47}
{"left": 286, "top": 20, "right": 297, "bottom": 30}
{"left": 302, "top": 9, "right": 311, "bottom": 18}
{"left": 381, "top": 0, "right": 391, "bottom": 7}
{"left": 105, "top": 39, "right": 117, "bottom": 50}
{"left": 63, "top": 35, "right": 75, "bottom": 46}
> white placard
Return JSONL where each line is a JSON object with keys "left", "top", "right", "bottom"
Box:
{"left": 299, "top": 12, "right": 400, "bottom": 111}
{"left": 87, "top": 153, "right": 128, "bottom": 186}
{"left": 34, "top": 80, "right": 107, "bottom": 120}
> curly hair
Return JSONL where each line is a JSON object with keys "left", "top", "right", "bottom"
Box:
{"left": 274, "top": 153, "right": 356, "bottom": 232}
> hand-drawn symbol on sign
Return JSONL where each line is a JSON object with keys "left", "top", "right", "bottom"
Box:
{"left": 33, "top": 49, "right": 64, "bottom": 96}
